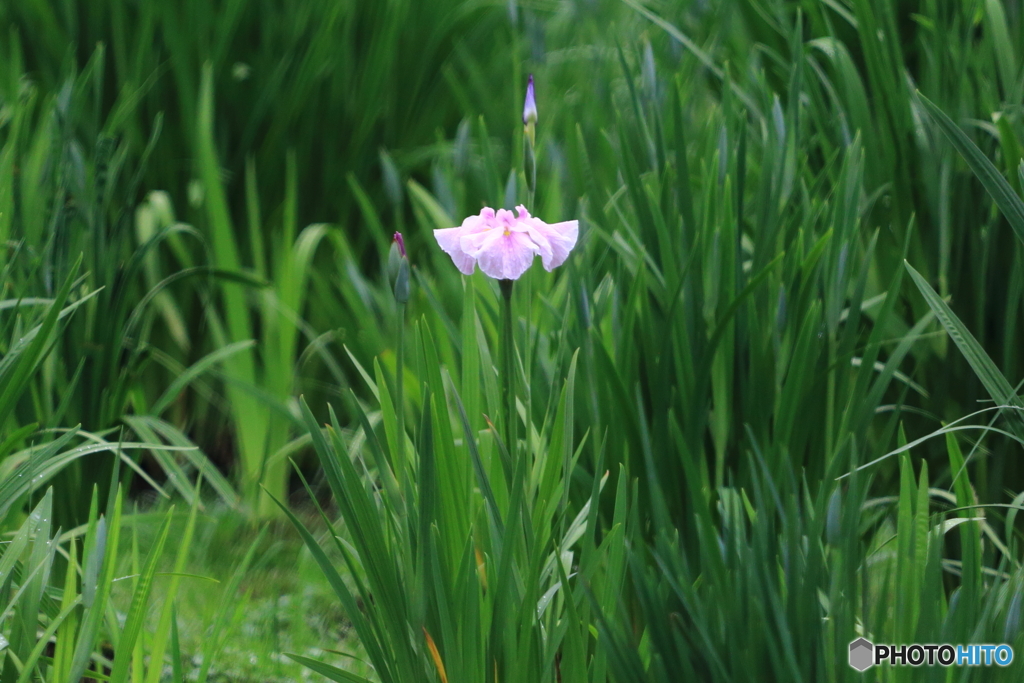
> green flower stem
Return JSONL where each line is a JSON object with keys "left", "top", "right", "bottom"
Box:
{"left": 500, "top": 278, "right": 516, "bottom": 462}
{"left": 396, "top": 301, "right": 406, "bottom": 494}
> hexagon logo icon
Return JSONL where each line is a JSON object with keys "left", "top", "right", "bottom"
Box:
{"left": 849, "top": 638, "right": 874, "bottom": 671}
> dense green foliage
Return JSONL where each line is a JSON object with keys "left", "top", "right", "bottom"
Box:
{"left": 5, "top": 0, "right": 1024, "bottom": 681}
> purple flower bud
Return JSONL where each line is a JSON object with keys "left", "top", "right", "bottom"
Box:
{"left": 522, "top": 74, "right": 537, "bottom": 126}
{"left": 388, "top": 232, "right": 410, "bottom": 303}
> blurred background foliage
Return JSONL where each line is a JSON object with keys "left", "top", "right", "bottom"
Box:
{"left": 0, "top": 0, "right": 1018, "bottom": 518}
{"left": 4, "top": 0, "right": 1024, "bottom": 680}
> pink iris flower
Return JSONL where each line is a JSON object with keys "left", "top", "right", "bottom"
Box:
{"left": 434, "top": 206, "right": 578, "bottom": 280}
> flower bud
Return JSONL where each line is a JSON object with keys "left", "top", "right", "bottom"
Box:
{"left": 523, "top": 75, "right": 537, "bottom": 194}
{"left": 388, "top": 232, "right": 410, "bottom": 304}
{"left": 522, "top": 74, "right": 537, "bottom": 127}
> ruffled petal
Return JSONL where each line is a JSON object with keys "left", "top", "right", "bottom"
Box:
{"left": 459, "top": 226, "right": 502, "bottom": 258}
{"left": 434, "top": 226, "right": 477, "bottom": 275}
{"left": 495, "top": 208, "right": 517, "bottom": 227}
{"left": 476, "top": 231, "right": 539, "bottom": 280}
{"left": 531, "top": 219, "right": 578, "bottom": 271}
{"left": 522, "top": 223, "right": 553, "bottom": 266}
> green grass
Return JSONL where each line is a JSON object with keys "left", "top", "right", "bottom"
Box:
{"left": 107, "top": 506, "right": 372, "bottom": 683}
{"left": 5, "top": 0, "right": 1024, "bottom": 681}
